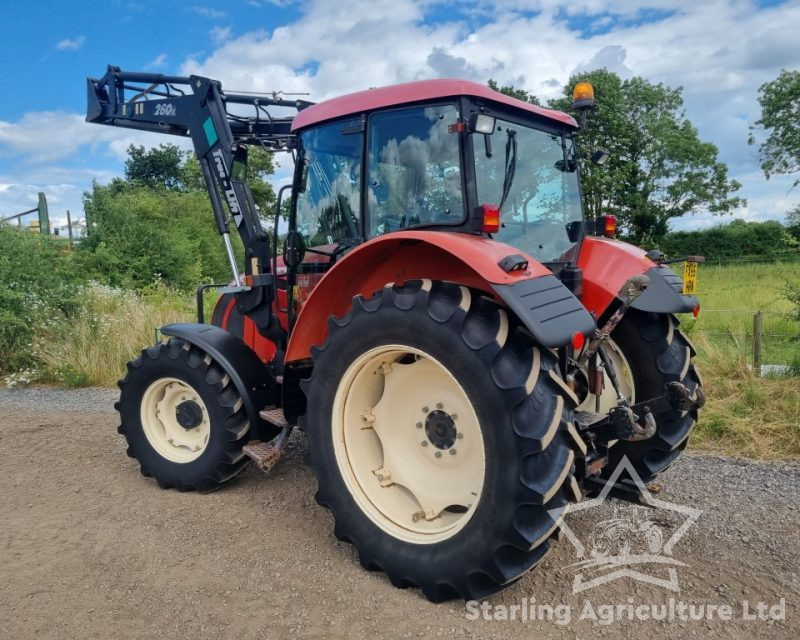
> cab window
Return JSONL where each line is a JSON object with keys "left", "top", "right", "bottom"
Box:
{"left": 296, "top": 119, "right": 362, "bottom": 247}
{"left": 367, "top": 104, "right": 463, "bottom": 237}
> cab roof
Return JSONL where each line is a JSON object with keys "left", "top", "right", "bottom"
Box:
{"left": 291, "top": 78, "right": 577, "bottom": 132}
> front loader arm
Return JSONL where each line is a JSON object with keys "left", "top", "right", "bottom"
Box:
{"left": 86, "top": 65, "right": 312, "bottom": 328}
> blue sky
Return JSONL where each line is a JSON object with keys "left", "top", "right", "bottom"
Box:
{"left": 1, "top": 0, "right": 798, "bottom": 231}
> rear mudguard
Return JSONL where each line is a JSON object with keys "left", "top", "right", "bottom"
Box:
{"left": 284, "top": 231, "right": 596, "bottom": 363}
{"left": 161, "top": 323, "right": 279, "bottom": 439}
{"left": 578, "top": 236, "right": 698, "bottom": 320}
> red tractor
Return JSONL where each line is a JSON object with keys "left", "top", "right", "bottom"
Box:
{"left": 87, "top": 67, "right": 704, "bottom": 601}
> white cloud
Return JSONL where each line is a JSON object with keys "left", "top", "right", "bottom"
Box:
{"left": 146, "top": 53, "right": 168, "bottom": 70}
{"left": 0, "top": 171, "right": 111, "bottom": 223}
{"left": 0, "top": 113, "right": 192, "bottom": 219}
{"left": 56, "top": 36, "right": 85, "bottom": 51}
{"left": 191, "top": 6, "right": 227, "bottom": 19}
{"left": 210, "top": 26, "right": 233, "bottom": 46}
{"left": 248, "top": 0, "right": 296, "bottom": 6}
{"left": 0, "top": 111, "right": 189, "bottom": 163}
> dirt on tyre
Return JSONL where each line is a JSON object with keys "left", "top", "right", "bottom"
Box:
{"left": 607, "top": 310, "right": 702, "bottom": 482}
{"left": 116, "top": 337, "right": 262, "bottom": 491}
{"left": 301, "top": 280, "right": 585, "bottom": 601}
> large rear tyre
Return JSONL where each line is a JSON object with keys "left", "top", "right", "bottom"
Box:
{"left": 606, "top": 310, "right": 702, "bottom": 482}
{"left": 302, "top": 280, "right": 584, "bottom": 601}
{"left": 116, "top": 338, "right": 256, "bottom": 491}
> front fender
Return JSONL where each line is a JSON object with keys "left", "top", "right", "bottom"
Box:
{"left": 161, "top": 323, "right": 278, "bottom": 436}
{"left": 285, "top": 231, "right": 595, "bottom": 362}
{"left": 578, "top": 237, "right": 698, "bottom": 318}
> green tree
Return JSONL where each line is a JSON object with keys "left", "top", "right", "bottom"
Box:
{"left": 0, "top": 224, "right": 81, "bottom": 374}
{"left": 181, "top": 146, "right": 277, "bottom": 216}
{"left": 749, "top": 69, "right": 800, "bottom": 188}
{"left": 788, "top": 205, "right": 800, "bottom": 241}
{"left": 124, "top": 143, "right": 185, "bottom": 190}
{"left": 80, "top": 143, "right": 279, "bottom": 290}
{"left": 548, "top": 70, "right": 744, "bottom": 244}
{"left": 488, "top": 79, "right": 541, "bottom": 105}
{"left": 659, "top": 219, "right": 798, "bottom": 260}
{"left": 81, "top": 182, "right": 245, "bottom": 290}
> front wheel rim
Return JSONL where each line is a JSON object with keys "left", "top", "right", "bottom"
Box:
{"left": 140, "top": 377, "right": 211, "bottom": 463}
{"left": 332, "top": 345, "right": 486, "bottom": 545}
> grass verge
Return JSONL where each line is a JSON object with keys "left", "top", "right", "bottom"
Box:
{"left": 33, "top": 283, "right": 194, "bottom": 388}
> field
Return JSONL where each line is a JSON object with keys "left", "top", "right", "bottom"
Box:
{"left": 679, "top": 260, "right": 800, "bottom": 458}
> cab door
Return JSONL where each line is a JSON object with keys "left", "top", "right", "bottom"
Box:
{"left": 292, "top": 117, "right": 364, "bottom": 309}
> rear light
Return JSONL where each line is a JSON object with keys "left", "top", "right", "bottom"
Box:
{"left": 481, "top": 204, "right": 500, "bottom": 233}
{"left": 571, "top": 331, "right": 585, "bottom": 352}
{"left": 693, "top": 304, "right": 700, "bottom": 318}
{"left": 596, "top": 214, "right": 616, "bottom": 238}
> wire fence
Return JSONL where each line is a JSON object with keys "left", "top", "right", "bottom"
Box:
{"left": 685, "top": 307, "right": 799, "bottom": 376}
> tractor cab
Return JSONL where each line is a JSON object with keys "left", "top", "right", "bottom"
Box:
{"left": 286, "top": 79, "right": 585, "bottom": 291}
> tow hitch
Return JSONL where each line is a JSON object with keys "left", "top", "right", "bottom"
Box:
{"left": 576, "top": 380, "right": 704, "bottom": 445}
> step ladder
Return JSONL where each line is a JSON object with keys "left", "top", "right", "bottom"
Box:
{"left": 242, "top": 406, "right": 293, "bottom": 474}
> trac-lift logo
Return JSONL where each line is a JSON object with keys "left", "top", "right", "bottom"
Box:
{"left": 549, "top": 456, "right": 702, "bottom": 593}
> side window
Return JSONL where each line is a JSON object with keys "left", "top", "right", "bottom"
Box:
{"left": 296, "top": 119, "right": 362, "bottom": 247}
{"left": 367, "top": 104, "right": 463, "bottom": 237}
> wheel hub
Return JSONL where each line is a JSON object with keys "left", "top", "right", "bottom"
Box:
{"left": 140, "top": 377, "right": 210, "bottom": 463}
{"left": 175, "top": 400, "right": 203, "bottom": 429}
{"left": 424, "top": 409, "right": 457, "bottom": 450}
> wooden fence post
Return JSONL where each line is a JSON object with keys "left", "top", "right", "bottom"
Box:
{"left": 66, "top": 209, "right": 73, "bottom": 250}
{"left": 753, "top": 310, "right": 763, "bottom": 377}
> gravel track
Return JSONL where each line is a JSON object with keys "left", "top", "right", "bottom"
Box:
{"left": 1, "top": 388, "right": 797, "bottom": 639}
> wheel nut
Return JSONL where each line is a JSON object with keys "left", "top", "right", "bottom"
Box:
{"left": 436, "top": 402, "right": 443, "bottom": 409}
{"left": 422, "top": 406, "right": 429, "bottom": 413}
{"left": 456, "top": 432, "right": 463, "bottom": 439}
{"left": 435, "top": 451, "right": 442, "bottom": 458}
{"left": 421, "top": 441, "right": 428, "bottom": 447}
{"left": 449, "top": 448, "right": 457, "bottom": 455}
{"left": 450, "top": 413, "right": 458, "bottom": 420}
{"left": 416, "top": 422, "right": 423, "bottom": 429}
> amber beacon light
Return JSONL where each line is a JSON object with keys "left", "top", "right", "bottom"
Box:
{"left": 572, "top": 82, "right": 596, "bottom": 110}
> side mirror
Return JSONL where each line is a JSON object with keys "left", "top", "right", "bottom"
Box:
{"left": 283, "top": 230, "right": 305, "bottom": 269}
{"left": 590, "top": 150, "right": 610, "bottom": 166}
{"left": 566, "top": 220, "right": 585, "bottom": 242}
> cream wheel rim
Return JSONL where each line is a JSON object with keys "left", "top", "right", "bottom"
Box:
{"left": 577, "top": 338, "right": 636, "bottom": 413}
{"left": 332, "top": 345, "right": 486, "bottom": 544}
{"left": 140, "top": 377, "right": 211, "bottom": 463}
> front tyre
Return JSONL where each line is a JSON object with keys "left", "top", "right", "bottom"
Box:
{"left": 116, "top": 338, "right": 254, "bottom": 491}
{"left": 302, "top": 280, "right": 584, "bottom": 601}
